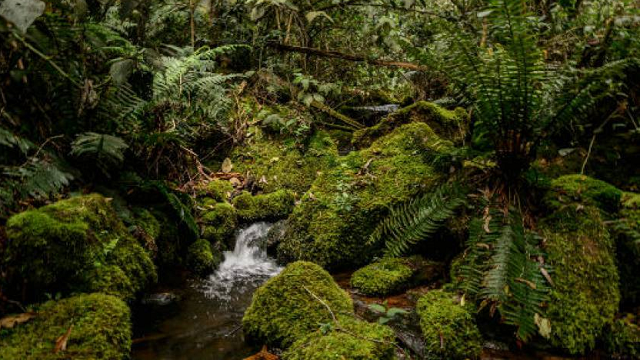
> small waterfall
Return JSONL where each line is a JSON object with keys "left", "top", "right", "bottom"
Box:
{"left": 202, "top": 222, "right": 282, "bottom": 304}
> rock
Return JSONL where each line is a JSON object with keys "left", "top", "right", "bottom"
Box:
{"left": 540, "top": 205, "right": 620, "bottom": 354}
{"left": 232, "top": 190, "right": 295, "bottom": 222}
{"left": 277, "top": 123, "right": 449, "bottom": 269}
{"left": 186, "top": 239, "right": 223, "bottom": 276}
{"left": 242, "top": 261, "right": 353, "bottom": 348}
{"left": 0, "top": 293, "right": 132, "bottom": 360}
{"left": 266, "top": 219, "right": 288, "bottom": 256}
{"left": 415, "top": 290, "right": 482, "bottom": 360}
{"left": 543, "top": 174, "right": 623, "bottom": 213}
{"left": 200, "top": 202, "right": 238, "bottom": 246}
{"left": 282, "top": 315, "right": 397, "bottom": 360}
{"left": 351, "top": 101, "right": 468, "bottom": 149}
{"left": 351, "top": 258, "right": 414, "bottom": 296}
{"left": 603, "top": 313, "right": 640, "bottom": 359}
{"left": 141, "top": 292, "right": 181, "bottom": 306}
{"left": 2, "top": 194, "right": 157, "bottom": 302}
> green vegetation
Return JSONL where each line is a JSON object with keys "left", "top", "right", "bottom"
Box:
{"left": 232, "top": 189, "right": 296, "bottom": 222}
{"left": 0, "top": 293, "right": 131, "bottom": 360}
{"left": 416, "top": 290, "right": 483, "bottom": 360}
{"left": 200, "top": 202, "right": 238, "bottom": 244}
{"left": 186, "top": 239, "right": 222, "bottom": 276}
{"left": 544, "top": 174, "right": 624, "bottom": 213}
{"left": 242, "top": 261, "right": 353, "bottom": 348}
{"left": 350, "top": 257, "right": 414, "bottom": 296}
{"left": 603, "top": 314, "right": 640, "bottom": 358}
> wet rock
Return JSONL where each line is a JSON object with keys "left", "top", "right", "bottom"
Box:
{"left": 141, "top": 292, "right": 181, "bottom": 306}
{"left": 265, "top": 219, "right": 287, "bottom": 256}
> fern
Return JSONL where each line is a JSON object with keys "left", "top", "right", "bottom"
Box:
{"left": 458, "top": 206, "right": 552, "bottom": 341}
{"left": 70, "top": 132, "right": 129, "bottom": 175}
{"left": 370, "top": 183, "right": 468, "bottom": 257}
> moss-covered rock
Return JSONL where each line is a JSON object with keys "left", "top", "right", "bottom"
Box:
{"left": 230, "top": 128, "right": 338, "bottom": 194}
{"left": 200, "top": 202, "right": 238, "bottom": 245}
{"left": 544, "top": 174, "right": 623, "bottom": 213}
{"left": 350, "top": 257, "right": 414, "bottom": 296}
{"left": 352, "top": 101, "right": 468, "bottom": 149}
{"left": 277, "top": 123, "right": 445, "bottom": 269}
{"left": 201, "top": 179, "right": 234, "bottom": 202}
{"left": 232, "top": 189, "right": 295, "bottom": 222}
{"left": 242, "top": 261, "right": 353, "bottom": 348}
{"left": 2, "top": 194, "right": 156, "bottom": 302}
{"left": 283, "top": 315, "right": 397, "bottom": 360}
{"left": 603, "top": 314, "right": 640, "bottom": 359}
{"left": 613, "top": 193, "right": 640, "bottom": 307}
{"left": 186, "top": 239, "right": 223, "bottom": 276}
{"left": 0, "top": 293, "right": 131, "bottom": 360}
{"left": 130, "top": 208, "right": 161, "bottom": 254}
{"left": 416, "top": 290, "right": 482, "bottom": 360}
{"left": 540, "top": 206, "right": 620, "bottom": 355}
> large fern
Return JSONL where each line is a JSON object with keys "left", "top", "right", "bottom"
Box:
{"left": 70, "top": 132, "right": 129, "bottom": 175}
{"left": 370, "top": 182, "right": 468, "bottom": 257}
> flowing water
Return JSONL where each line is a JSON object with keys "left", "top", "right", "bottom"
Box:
{"left": 132, "top": 222, "right": 281, "bottom": 360}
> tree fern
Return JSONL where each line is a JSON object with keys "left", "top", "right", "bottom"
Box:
{"left": 370, "top": 183, "right": 468, "bottom": 257}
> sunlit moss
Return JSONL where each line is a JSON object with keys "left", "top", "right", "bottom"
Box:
{"left": 200, "top": 202, "right": 238, "bottom": 245}
{"left": 232, "top": 189, "right": 295, "bottom": 222}
{"left": 544, "top": 174, "right": 623, "bottom": 213}
{"left": 350, "top": 257, "right": 414, "bottom": 296}
{"left": 0, "top": 293, "right": 131, "bottom": 360}
{"left": 186, "top": 239, "right": 222, "bottom": 276}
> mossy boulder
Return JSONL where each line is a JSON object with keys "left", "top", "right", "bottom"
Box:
{"left": 232, "top": 189, "right": 295, "bottom": 222}
{"left": 283, "top": 315, "right": 397, "bottom": 360}
{"left": 277, "top": 123, "right": 446, "bottom": 269}
{"left": 540, "top": 206, "right": 620, "bottom": 354}
{"left": 200, "top": 202, "right": 238, "bottom": 245}
{"left": 416, "top": 290, "right": 482, "bottom": 360}
{"left": 2, "top": 194, "right": 157, "bottom": 301}
{"left": 0, "top": 293, "right": 131, "bottom": 360}
{"left": 230, "top": 128, "right": 338, "bottom": 194}
{"left": 242, "top": 261, "right": 353, "bottom": 348}
{"left": 130, "top": 208, "right": 161, "bottom": 254}
{"left": 352, "top": 101, "right": 468, "bottom": 149}
{"left": 544, "top": 174, "right": 623, "bottom": 213}
{"left": 603, "top": 314, "right": 640, "bottom": 359}
{"left": 186, "top": 239, "right": 223, "bottom": 276}
{"left": 199, "top": 179, "right": 234, "bottom": 202}
{"left": 350, "top": 258, "right": 414, "bottom": 296}
{"left": 613, "top": 192, "right": 640, "bottom": 307}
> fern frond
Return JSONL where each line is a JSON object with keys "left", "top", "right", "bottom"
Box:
{"left": 70, "top": 132, "right": 129, "bottom": 174}
{"left": 369, "top": 183, "right": 468, "bottom": 257}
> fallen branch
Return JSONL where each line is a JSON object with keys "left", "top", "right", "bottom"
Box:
{"left": 268, "top": 43, "right": 428, "bottom": 71}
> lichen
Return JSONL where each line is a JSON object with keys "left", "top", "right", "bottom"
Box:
{"left": 2, "top": 194, "right": 157, "bottom": 302}
{"left": 603, "top": 314, "right": 640, "bottom": 359}
{"left": 544, "top": 174, "right": 623, "bottom": 213}
{"left": 350, "top": 257, "right": 414, "bottom": 296}
{"left": 352, "top": 101, "right": 468, "bottom": 148}
{"left": 232, "top": 189, "right": 295, "bottom": 222}
{"left": 277, "top": 122, "right": 445, "bottom": 269}
{"left": 283, "top": 315, "right": 397, "bottom": 360}
{"left": 230, "top": 128, "right": 338, "bottom": 194}
{"left": 540, "top": 206, "right": 620, "bottom": 355}
{"left": 200, "top": 202, "right": 238, "bottom": 246}
{"left": 0, "top": 293, "right": 131, "bottom": 360}
{"left": 416, "top": 290, "right": 483, "bottom": 360}
{"left": 186, "top": 238, "right": 222, "bottom": 276}
{"left": 242, "top": 261, "right": 354, "bottom": 348}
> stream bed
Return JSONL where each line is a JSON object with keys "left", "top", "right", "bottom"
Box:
{"left": 131, "top": 222, "right": 280, "bottom": 360}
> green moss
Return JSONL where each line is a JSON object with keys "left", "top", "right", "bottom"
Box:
{"left": 186, "top": 239, "right": 222, "bottom": 276}
{"left": 416, "top": 290, "right": 482, "bottom": 360}
{"left": 283, "top": 315, "right": 397, "bottom": 360}
{"left": 132, "top": 208, "right": 161, "bottom": 241}
{"left": 2, "top": 194, "right": 156, "bottom": 301}
{"left": 232, "top": 189, "right": 295, "bottom": 222}
{"left": 603, "top": 314, "right": 640, "bottom": 359}
{"left": 0, "top": 293, "right": 131, "bottom": 360}
{"left": 242, "top": 261, "right": 354, "bottom": 348}
{"left": 350, "top": 258, "right": 414, "bottom": 296}
{"left": 621, "top": 191, "right": 640, "bottom": 209}
{"left": 230, "top": 129, "right": 338, "bottom": 194}
{"left": 200, "top": 202, "right": 238, "bottom": 244}
{"left": 199, "top": 179, "right": 234, "bottom": 202}
{"left": 544, "top": 174, "right": 623, "bottom": 213}
{"left": 613, "top": 195, "right": 640, "bottom": 306}
{"left": 277, "top": 123, "right": 445, "bottom": 269}
{"left": 88, "top": 265, "right": 136, "bottom": 301}
{"left": 540, "top": 206, "right": 620, "bottom": 354}
{"left": 352, "top": 101, "right": 468, "bottom": 149}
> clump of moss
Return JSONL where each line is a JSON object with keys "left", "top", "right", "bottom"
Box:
{"left": 621, "top": 192, "right": 640, "bottom": 209}
{"left": 186, "top": 239, "right": 222, "bottom": 276}
{"left": 132, "top": 207, "right": 161, "bottom": 241}
{"left": 277, "top": 123, "right": 445, "bottom": 269}
{"left": 283, "top": 315, "right": 397, "bottom": 360}
{"left": 0, "top": 293, "right": 131, "bottom": 360}
{"left": 200, "top": 202, "right": 238, "bottom": 245}
{"left": 613, "top": 193, "right": 640, "bottom": 307}
{"left": 232, "top": 189, "right": 295, "bottom": 222}
{"left": 352, "top": 101, "right": 468, "bottom": 149}
{"left": 199, "top": 179, "right": 234, "bottom": 202}
{"left": 2, "top": 194, "right": 157, "bottom": 301}
{"left": 242, "top": 261, "right": 353, "bottom": 348}
{"left": 230, "top": 128, "right": 338, "bottom": 194}
{"left": 544, "top": 174, "right": 623, "bottom": 213}
{"left": 540, "top": 206, "right": 620, "bottom": 355}
{"left": 416, "top": 290, "right": 482, "bottom": 360}
{"left": 603, "top": 314, "right": 640, "bottom": 359}
{"left": 350, "top": 258, "right": 414, "bottom": 296}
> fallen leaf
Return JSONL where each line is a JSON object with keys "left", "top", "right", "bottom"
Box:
{"left": 243, "top": 345, "right": 278, "bottom": 360}
{"left": 0, "top": 312, "right": 37, "bottom": 329}
{"left": 259, "top": 175, "right": 268, "bottom": 184}
{"left": 535, "top": 313, "right": 552, "bottom": 339}
{"left": 230, "top": 177, "right": 242, "bottom": 187}
{"left": 54, "top": 325, "right": 73, "bottom": 354}
{"left": 221, "top": 158, "right": 233, "bottom": 173}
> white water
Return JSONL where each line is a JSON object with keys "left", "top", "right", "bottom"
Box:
{"left": 202, "top": 222, "right": 282, "bottom": 304}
